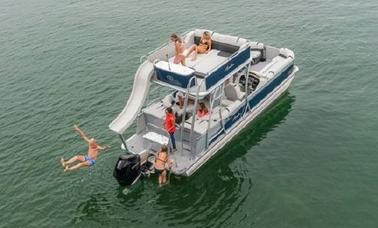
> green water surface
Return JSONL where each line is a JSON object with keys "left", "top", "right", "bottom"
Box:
{"left": 1, "top": 0, "right": 378, "bottom": 227}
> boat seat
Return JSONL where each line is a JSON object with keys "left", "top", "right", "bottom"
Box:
{"left": 143, "top": 132, "right": 169, "bottom": 145}
{"left": 170, "top": 49, "right": 229, "bottom": 77}
{"left": 162, "top": 94, "right": 174, "bottom": 108}
{"left": 251, "top": 50, "right": 262, "bottom": 64}
{"left": 224, "top": 83, "right": 245, "bottom": 101}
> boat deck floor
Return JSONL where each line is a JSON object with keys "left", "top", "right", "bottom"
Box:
{"left": 126, "top": 133, "right": 202, "bottom": 175}
{"left": 170, "top": 147, "right": 196, "bottom": 175}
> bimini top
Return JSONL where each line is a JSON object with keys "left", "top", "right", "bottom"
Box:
{"left": 147, "top": 29, "right": 252, "bottom": 95}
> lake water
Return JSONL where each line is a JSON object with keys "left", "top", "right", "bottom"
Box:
{"left": 1, "top": 0, "right": 378, "bottom": 227}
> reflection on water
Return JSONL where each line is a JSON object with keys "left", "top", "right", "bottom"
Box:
{"left": 73, "top": 193, "right": 110, "bottom": 225}
{"left": 74, "top": 93, "right": 295, "bottom": 226}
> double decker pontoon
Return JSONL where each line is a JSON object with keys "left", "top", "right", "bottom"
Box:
{"left": 110, "top": 29, "right": 298, "bottom": 183}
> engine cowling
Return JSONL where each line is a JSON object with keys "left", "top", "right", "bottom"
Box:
{"left": 113, "top": 154, "right": 141, "bottom": 186}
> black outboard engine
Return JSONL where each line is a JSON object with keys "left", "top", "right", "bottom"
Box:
{"left": 113, "top": 154, "right": 142, "bottom": 186}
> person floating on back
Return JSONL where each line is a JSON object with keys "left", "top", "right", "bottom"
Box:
{"left": 60, "top": 125, "right": 109, "bottom": 171}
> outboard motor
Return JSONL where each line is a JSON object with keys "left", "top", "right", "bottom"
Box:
{"left": 113, "top": 154, "right": 142, "bottom": 186}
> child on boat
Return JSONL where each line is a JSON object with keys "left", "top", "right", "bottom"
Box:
{"left": 60, "top": 125, "right": 109, "bottom": 171}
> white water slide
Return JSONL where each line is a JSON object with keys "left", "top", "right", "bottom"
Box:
{"left": 109, "top": 61, "right": 154, "bottom": 134}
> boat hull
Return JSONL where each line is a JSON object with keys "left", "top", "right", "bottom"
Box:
{"left": 181, "top": 66, "right": 298, "bottom": 176}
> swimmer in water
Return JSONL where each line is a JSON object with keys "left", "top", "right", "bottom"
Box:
{"left": 60, "top": 125, "right": 109, "bottom": 171}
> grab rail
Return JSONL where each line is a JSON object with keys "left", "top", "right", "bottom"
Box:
{"left": 179, "top": 76, "right": 197, "bottom": 151}
{"left": 205, "top": 83, "right": 224, "bottom": 148}
{"left": 189, "top": 79, "right": 205, "bottom": 152}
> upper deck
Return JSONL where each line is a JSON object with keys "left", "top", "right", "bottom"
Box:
{"left": 147, "top": 29, "right": 252, "bottom": 95}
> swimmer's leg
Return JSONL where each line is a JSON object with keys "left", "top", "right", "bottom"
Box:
{"left": 64, "top": 155, "right": 85, "bottom": 167}
{"left": 64, "top": 161, "right": 89, "bottom": 171}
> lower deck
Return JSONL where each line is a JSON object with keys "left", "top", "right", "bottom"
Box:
{"left": 126, "top": 60, "right": 297, "bottom": 175}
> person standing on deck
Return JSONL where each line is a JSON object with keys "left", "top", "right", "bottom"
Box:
{"left": 164, "top": 107, "right": 176, "bottom": 151}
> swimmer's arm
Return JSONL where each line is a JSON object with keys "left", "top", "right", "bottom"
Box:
{"left": 74, "top": 125, "right": 90, "bottom": 143}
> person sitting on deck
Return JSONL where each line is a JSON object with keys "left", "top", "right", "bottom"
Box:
{"left": 186, "top": 31, "right": 212, "bottom": 61}
{"left": 154, "top": 145, "right": 173, "bottom": 186}
{"left": 169, "top": 91, "right": 196, "bottom": 124}
{"left": 60, "top": 125, "right": 109, "bottom": 171}
{"left": 170, "top": 33, "right": 186, "bottom": 66}
{"left": 175, "top": 91, "right": 184, "bottom": 109}
{"left": 197, "top": 102, "right": 209, "bottom": 118}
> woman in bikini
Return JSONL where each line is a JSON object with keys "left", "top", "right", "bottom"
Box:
{"left": 170, "top": 33, "right": 186, "bottom": 65}
{"left": 154, "top": 145, "right": 173, "bottom": 186}
{"left": 186, "top": 31, "right": 212, "bottom": 61}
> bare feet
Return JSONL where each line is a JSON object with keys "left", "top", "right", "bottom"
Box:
{"left": 64, "top": 166, "right": 70, "bottom": 172}
{"left": 60, "top": 157, "right": 66, "bottom": 168}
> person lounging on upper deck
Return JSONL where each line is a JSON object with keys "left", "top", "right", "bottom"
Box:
{"left": 186, "top": 31, "right": 212, "bottom": 61}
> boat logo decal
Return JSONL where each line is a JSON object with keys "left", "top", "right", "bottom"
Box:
{"left": 225, "top": 64, "right": 235, "bottom": 71}
{"left": 165, "top": 74, "right": 181, "bottom": 86}
{"left": 231, "top": 111, "right": 242, "bottom": 122}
